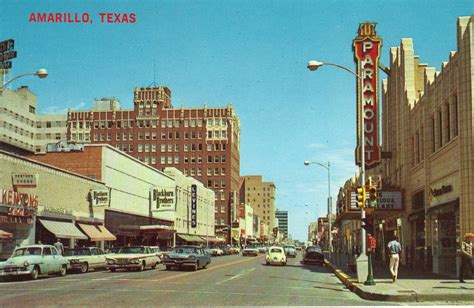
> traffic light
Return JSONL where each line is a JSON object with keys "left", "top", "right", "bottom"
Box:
{"left": 361, "top": 217, "right": 373, "bottom": 232}
{"left": 368, "top": 186, "right": 377, "bottom": 207}
{"left": 356, "top": 186, "right": 366, "bottom": 208}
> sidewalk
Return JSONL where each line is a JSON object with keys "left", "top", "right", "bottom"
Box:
{"left": 325, "top": 253, "right": 474, "bottom": 302}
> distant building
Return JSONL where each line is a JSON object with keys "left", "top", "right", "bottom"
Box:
{"left": 275, "top": 210, "right": 288, "bottom": 239}
{"left": 239, "top": 175, "right": 276, "bottom": 240}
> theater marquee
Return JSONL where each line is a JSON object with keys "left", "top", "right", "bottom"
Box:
{"left": 353, "top": 22, "right": 382, "bottom": 167}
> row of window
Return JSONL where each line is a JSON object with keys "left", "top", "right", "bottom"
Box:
{"left": 2, "top": 121, "right": 34, "bottom": 139}
{"left": 78, "top": 117, "right": 228, "bottom": 130}
{"left": 37, "top": 121, "right": 63, "bottom": 129}
{"left": 0, "top": 134, "right": 34, "bottom": 150}
{"left": 1, "top": 107, "right": 35, "bottom": 127}
{"left": 412, "top": 95, "right": 459, "bottom": 165}
{"left": 36, "top": 133, "right": 62, "bottom": 140}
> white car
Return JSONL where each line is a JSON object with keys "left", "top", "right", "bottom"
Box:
{"left": 210, "top": 247, "right": 224, "bottom": 256}
{"left": 242, "top": 247, "right": 258, "bottom": 256}
{"left": 265, "top": 246, "right": 287, "bottom": 266}
{"left": 65, "top": 247, "right": 108, "bottom": 273}
{"left": 0, "top": 245, "right": 69, "bottom": 280}
{"left": 106, "top": 246, "right": 160, "bottom": 272}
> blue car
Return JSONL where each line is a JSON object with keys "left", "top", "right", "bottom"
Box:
{"left": 163, "top": 245, "right": 211, "bottom": 271}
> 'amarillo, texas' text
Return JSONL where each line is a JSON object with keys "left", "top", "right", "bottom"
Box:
{"left": 29, "top": 12, "right": 136, "bottom": 24}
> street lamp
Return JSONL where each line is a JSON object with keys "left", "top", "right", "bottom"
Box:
{"left": 1, "top": 69, "right": 49, "bottom": 91}
{"left": 0, "top": 69, "right": 48, "bottom": 92}
{"left": 306, "top": 60, "right": 371, "bottom": 283}
{"left": 304, "top": 160, "right": 332, "bottom": 260}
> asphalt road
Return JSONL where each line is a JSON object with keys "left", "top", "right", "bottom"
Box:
{"left": 0, "top": 253, "right": 398, "bottom": 306}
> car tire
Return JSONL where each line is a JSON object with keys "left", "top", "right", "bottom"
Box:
{"left": 80, "top": 263, "right": 89, "bottom": 274}
{"left": 30, "top": 266, "right": 39, "bottom": 280}
{"left": 138, "top": 262, "right": 145, "bottom": 272}
{"left": 110, "top": 268, "right": 116, "bottom": 272}
{"left": 59, "top": 265, "right": 67, "bottom": 276}
{"left": 151, "top": 262, "right": 157, "bottom": 269}
{"left": 165, "top": 265, "right": 171, "bottom": 270}
{"left": 203, "top": 262, "right": 208, "bottom": 269}
{"left": 193, "top": 262, "right": 198, "bottom": 271}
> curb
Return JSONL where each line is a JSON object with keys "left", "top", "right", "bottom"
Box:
{"left": 324, "top": 259, "right": 474, "bottom": 302}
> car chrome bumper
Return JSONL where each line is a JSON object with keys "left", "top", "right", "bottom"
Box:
{"left": 0, "top": 269, "right": 31, "bottom": 276}
{"left": 108, "top": 264, "right": 141, "bottom": 269}
{"left": 163, "top": 260, "right": 195, "bottom": 267}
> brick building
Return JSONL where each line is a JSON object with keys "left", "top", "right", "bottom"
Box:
{"left": 66, "top": 86, "right": 240, "bottom": 242}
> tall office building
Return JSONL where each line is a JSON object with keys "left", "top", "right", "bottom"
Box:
{"left": 275, "top": 210, "right": 288, "bottom": 239}
{"left": 66, "top": 86, "right": 240, "bottom": 242}
{"left": 239, "top": 175, "right": 276, "bottom": 239}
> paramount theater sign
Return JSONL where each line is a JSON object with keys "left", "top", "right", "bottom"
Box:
{"left": 353, "top": 22, "right": 382, "bottom": 167}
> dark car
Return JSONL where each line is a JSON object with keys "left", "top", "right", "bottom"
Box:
{"left": 302, "top": 246, "right": 325, "bottom": 266}
{"left": 163, "top": 245, "right": 211, "bottom": 271}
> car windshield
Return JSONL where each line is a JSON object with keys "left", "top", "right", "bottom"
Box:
{"left": 173, "top": 247, "right": 198, "bottom": 254}
{"left": 270, "top": 248, "right": 283, "bottom": 253}
{"left": 65, "top": 248, "right": 91, "bottom": 256}
{"left": 13, "top": 247, "right": 42, "bottom": 257}
{"left": 284, "top": 246, "right": 295, "bottom": 249}
{"left": 119, "top": 247, "right": 145, "bottom": 254}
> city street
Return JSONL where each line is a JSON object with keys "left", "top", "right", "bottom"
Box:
{"left": 0, "top": 254, "right": 394, "bottom": 306}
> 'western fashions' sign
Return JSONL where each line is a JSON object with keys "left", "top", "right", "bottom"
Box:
{"left": 353, "top": 22, "right": 382, "bottom": 167}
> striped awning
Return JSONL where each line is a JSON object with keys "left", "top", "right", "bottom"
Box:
{"left": 39, "top": 219, "right": 88, "bottom": 240}
{"left": 78, "top": 224, "right": 116, "bottom": 242}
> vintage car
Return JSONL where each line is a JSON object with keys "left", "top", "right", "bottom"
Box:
{"left": 228, "top": 246, "right": 240, "bottom": 255}
{"left": 106, "top": 246, "right": 160, "bottom": 272}
{"left": 284, "top": 245, "right": 297, "bottom": 258}
{"left": 302, "top": 246, "right": 325, "bottom": 266}
{"left": 242, "top": 246, "right": 258, "bottom": 256}
{"left": 257, "top": 246, "right": 268, "bottom": 254}
{"left": 210, "top": 247, "right": 224, "bottom": 256}
{"left": 65, "top": 247, "right": 108, "bottom": 273}
{"left": 0, "top": 245, "right": 69, "bottom": 280}
{"left": 266, "top": 246, "right": 287, "bottom": 266}
{"left": 163, "top": 245, "right": 211, "bottom": 271}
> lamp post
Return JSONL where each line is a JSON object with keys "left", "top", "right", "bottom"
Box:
{"left": 306, "top": 60, "right": 371, "bottom": 284}
{"left": 0, "top": 69, "right": 48, "bottom": 92}
{"left": 304, "top": 160, "right": 332, "bottom": 260}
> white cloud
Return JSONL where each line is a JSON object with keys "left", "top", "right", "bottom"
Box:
{"left": 41, "top": 101, "right": 87, "bottom": 114}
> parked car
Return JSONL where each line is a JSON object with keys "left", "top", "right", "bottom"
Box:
{"left": 228, "top": 246, "right": 240, "bottom": 254}
{"left": 106, "top": 246, "right": 160, "bottom": 272}
{"left": 65, "top": 247, "right": 108, "bottom": 273}
{"left": 163, "top": 245, "right": 211, "bottom": 271}
{"left": 0, "top": 245, "right": 69, "bottom": 280}
{"left": 210, "top": 247, "right": 224, "bottom": 256}
{"left": 242, "top": 246, "right": 258, "bottom": 256}
{"left": 302, "top": 246, "right": 325, "bottom": 266}
{"left": 266, "top": 246, "right": 287, "bottom": 266}
{"left": 257, "top": 246, "right": 267, "bottom": 254}
{"left": 149, "top": 246, "right": 165, "bottom": 261}
{"left": 284, "top": 245, "right": 297, "bottom": 258}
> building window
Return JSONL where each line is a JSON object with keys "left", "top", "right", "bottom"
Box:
{"left": 184, "top": 119, "right": 189, "bottom": 127}
{"left": 208, "top": 131, "right": 212, "bottom": 138}
{"left": 453, "top": 94, "right": 459, "bottom": 137}
{"left": 161, "top": 132, "right": 166, "bottom": 139}
{"left": 152, "top": 132, "right": 157, "bottom": 140}
{"left": 145, "top": 144, "right": 150, "bottom": 152}
{"left": 184, "top": 132, "right": 189, "bottom": 139}
{"left": 184, "top": 156, "right": 189, "bottom": 163}
{"left": 129, "top": 144, "right": 134, "bottom": 152}
{"left": 116, "top": 133, "right": 121, "bottom": 141}
{"left": 184, "top": 144, "right": 189, "bottom": 152}
{"left": 161, "top": 144, "right": 166, "bottom": 152}
{"left": 145, "top": 132, "right": 150, "bottom": 140}
{"left": 198, "top": 143, "right": 203, "bottom": 151}
{"left": 174, "top": 155, "right": 179, "bottom": 164}
{"left": 222, "top": 130, "right": 227, "bottom": 138}
{"left": 222, "top": 154, "right": 226, "bottom": 163}
{"left": 161, "top": 155, "right": 166, "bottom": 164}
{"left": 167, "top": 156, "right": 173, "bottom": 164}
{"left": 106, "top": 133, "right": 111, "bottom": 141}
{"left": 438, "top": 110, "right": 443, "bottom": 148}
{"left": 207, "top": 168, "right": 211, "bottom": 176}
{"left": 198, "top": 155, "right": 202, "bottom": 163}
{"left": 151, "top": 156, "right": 156, "bottom": 164}
{"left": 446, "top": 103, "right": 451, "bottom": 143}
{"left": 129, "top": 132, "right": 134, "bottom": 140}
{"left": 138, "top": 132, "right": 143, "bottom": 140}
{"left": 138, "top": 144, "right": 143, "bottom": 152}
{"left": 197, "top": 167, "right": 202, "bottom": 176}
{"left": 123, "top": 132, "right": 127, "bottom": 140}
{"left": 175, "top": 144, "right": 179, "bottom": 151}
{"left": 198, "top": 131, "right": 203, "bottom": 139}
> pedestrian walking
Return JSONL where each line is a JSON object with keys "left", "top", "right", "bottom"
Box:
{"left": 387, "top": 235, "right": 402, "bottom": 282}
{"left": 459, "top": 233, "right": 473, "bottom": 283}
{"left": 54, "top": 238, "right": 64, "bottom": 255}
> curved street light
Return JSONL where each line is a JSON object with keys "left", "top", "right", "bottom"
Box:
{"left": 1, "top": 69, "right": 48, "bottom": 92}
{"left": 304, "top": 160, "right": 332, "bottom": 259}
{"left": 307, "top": 58, "right": 370, "bottom": 283}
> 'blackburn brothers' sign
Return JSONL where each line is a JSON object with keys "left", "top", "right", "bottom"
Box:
{"left": 353, "top": 22, "right": 382, "bottom": 168}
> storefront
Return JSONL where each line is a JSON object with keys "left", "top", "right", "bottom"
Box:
{"left": 105, "top": 208, "right": 174, "bottom": 248}
{"left": 0, "top": 150, "right": 109, "bottom": 258}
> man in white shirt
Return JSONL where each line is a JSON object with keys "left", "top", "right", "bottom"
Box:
{"left": 387, "top": 235, "right": 402, "bottom": 282}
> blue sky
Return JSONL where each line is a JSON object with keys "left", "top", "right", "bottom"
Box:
{"left": 2, "top": 0, "right": 473, "bottom": 241}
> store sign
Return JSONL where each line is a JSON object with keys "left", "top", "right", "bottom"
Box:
{"left": 353, "top": 22, "right": 382, "bottom": 167}
{"left": 0, "top": 39, "right": 16, "bottom": 70}
{"left": 42, "top": 206, "right": 73, "bottom": 216}
{"left": 90, "top": 190, "right": 109, "bottom": 207}
{"left": 191, "top": 184, "right": 197, "bottom": 228}
{"left": 153, "top": 187, "right": 175, "bottom": 210}
{"left": 12, "top": 174, "right": 39, "bottom": 187}
{"left": 430, "top": 184, "right": 452, "bottom": 197}
{"left": 1, "top": 189, "right": 38, "bottom": 209}
{"left": 350, "top": 190, "right": 402, "bottom": 210}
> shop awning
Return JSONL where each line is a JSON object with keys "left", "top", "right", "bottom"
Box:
{"left": 177, "top": 234, "right": 205, "bottom": 243}
{"left": 39, "top": 219, "right": 88, "bottom": 240}
{"left": 78, "top": 224, "right": 116, "bottom": 242}
{"left": 0, "top": 230, "right": 13, "bottom": 239}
